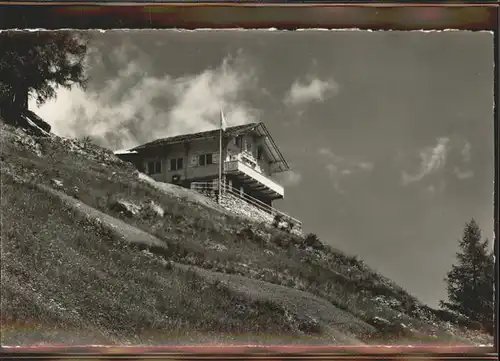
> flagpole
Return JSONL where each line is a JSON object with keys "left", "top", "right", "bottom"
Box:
{"left": 218, "top": 122, "right": 222, "bottom": 204}
{"left": 217, "top": 106, "right": 228, "bottom": 203}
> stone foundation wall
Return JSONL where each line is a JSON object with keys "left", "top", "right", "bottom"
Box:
{"left": 220, "top": 191, "right": 275, "bottom": 225}
{"left": 222, "top": 192, "right": 302, "bottom": 236}
{"left": 191, "top": 187, "right": 303, "bottom": 236}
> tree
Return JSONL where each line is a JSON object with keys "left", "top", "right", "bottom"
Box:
{"left": 440, "top": 219, "right": 494, "bottom": 333}
{"left": 0, "top": 30, "right": 89, "bottom": 119}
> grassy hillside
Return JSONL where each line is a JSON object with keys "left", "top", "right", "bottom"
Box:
{"left": 0, "top": 119, "right": 493, "bottom": 346}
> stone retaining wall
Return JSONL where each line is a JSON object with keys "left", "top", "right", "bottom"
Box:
{"left": 194, "top": 188, "right": 302, "bottom": 236}
{"left": 220, "top": 192, "right": 275, "bottom": 225}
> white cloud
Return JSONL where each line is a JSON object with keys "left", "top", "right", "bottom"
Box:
{"left": 325, "top": 163, "right": 345, "bottom": 195}
{"left": 274, "top": 170, "right": 302, "bottom": 187}
{"left": 454, "top": 167, "right": 474, "bottom": 180}
{"left": 401, "top": 137, "right": 450, "bottom": 185}
{"left": 425, "top": 180, "right": 447, "bottom": 195}
{"left": 29, "top": 46, "right": 259, "bottom": 150}
{"left": 284, "top": 76, "right": 338, "bottom": 106}
{"left": 318, "top": 147, "right": 342, "bottom": 161}
{"left": 358, "top": 162, "right": 375, "bottom": 171}
{"left": 319, "top": 148, "right": 374, "bottom": 173}
{"left": 318, "top": 147, "right": 374, "bottom": 194}
{"left": 325, "top": 163, "right": 338, "bottom": 173}
{"left": 461, "top": 141, "right": 471, "bottom": 162}
{"left": 451, "top": 141, "right": 473, "bottom": 180}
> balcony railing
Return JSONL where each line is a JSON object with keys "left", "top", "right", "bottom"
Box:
{"left": 191, "top": 181, "right": 302, "bottom": 231}
{"left": 224, "top": 160, "right": 284, "bottom": 197}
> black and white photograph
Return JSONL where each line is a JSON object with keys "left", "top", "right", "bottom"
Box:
{"left": 0, "top": 29, "right": 495, "bottom": 346}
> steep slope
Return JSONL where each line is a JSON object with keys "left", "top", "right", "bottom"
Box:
{"left": 0, "top": 119, "right": 493, "bottom": 346}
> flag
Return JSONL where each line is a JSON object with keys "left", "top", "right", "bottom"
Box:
{"left": 220, "top": 108, "right": 227, "bottom": 131}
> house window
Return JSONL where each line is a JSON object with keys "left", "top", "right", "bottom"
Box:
{"left": 257, "top": 146, "right": 263, "bottom": 160}
{"left": 170, "top": 157, "right": 184, "bottom": 171}
{"left": 148, "top": 161, "right": 162, "bottom": 174}
{"left": 198, "top": 153, "right": 213, "bottom": 166}
{"left": 234, "top": 136, "right": 241, "bottom": 147}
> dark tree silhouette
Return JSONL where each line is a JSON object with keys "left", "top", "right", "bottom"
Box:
{"left": 0, "top": 30, "right": 89, "bottom": 119}
{"left": 440, "top": 219, "right": 494, "bottom": 334}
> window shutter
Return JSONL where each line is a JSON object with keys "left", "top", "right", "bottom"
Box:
{"left": 190, "top": 155, "right": 198, "bottom": 167}
{"left": 199, "top": 154, "right": 206, "bottom": 166}
{"left": 213, "top": 152, "right": 219, "bottom": 164}
{"left": 257, "top": 146, "right": 263, "bottom": 160}
{"left": 147, "top": 161, "right": 155, "bottom": 174}
{"left": 168, "top": 159, "right": 173, "bottom": 171}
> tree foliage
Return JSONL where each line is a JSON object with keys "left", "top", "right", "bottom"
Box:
{"left": 0, "top": 30, "right": 89, "bottom": 113}
{"left": 440, "top": 219, "right": 494, "bottom": 333}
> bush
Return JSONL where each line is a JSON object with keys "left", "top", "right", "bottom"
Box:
{"left": 80, "top": 136, "right": 93, "bottom": 148}
{"left": 302, "top": 233, "right": 324, "bottom": 250}
{"left": 237, "top": 226, "right": 254, "bottom": 240}
{"left": 271, "top": 233, "right": 296, "bottom": 249}
{"left": 272, "top": 214, "right": 284, "bottom": 228}
{"left": 298, "top": 317, "right": 323, "bottom": 334}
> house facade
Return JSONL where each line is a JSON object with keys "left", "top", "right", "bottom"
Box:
{"left": 115, "top": 122, "right": 301, "bottom": 234}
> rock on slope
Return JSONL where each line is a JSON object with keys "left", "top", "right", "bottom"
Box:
{"left": 0, "top": 119, "right": 493, "bottom": 346}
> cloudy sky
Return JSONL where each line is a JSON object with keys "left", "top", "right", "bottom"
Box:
{"left": 31, "top": 30, "right": 494, "bottom": 308}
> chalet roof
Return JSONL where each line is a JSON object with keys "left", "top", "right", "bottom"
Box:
{"left": 130, "top": 122, "right": 290, "bottom": 173}
{"left": 114, "top": 149, "right": 138, "bottom": 155}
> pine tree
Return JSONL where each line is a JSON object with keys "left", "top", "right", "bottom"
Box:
{"left": 440, "top": 219, "right": 494, "bottom": 333}
{"left": 0, "top": 30, "right": 89, "bottom": 117}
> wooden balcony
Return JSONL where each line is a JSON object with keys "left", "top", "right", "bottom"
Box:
{"left": 224, "top": 159, "right": 284, "bottom": 199}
